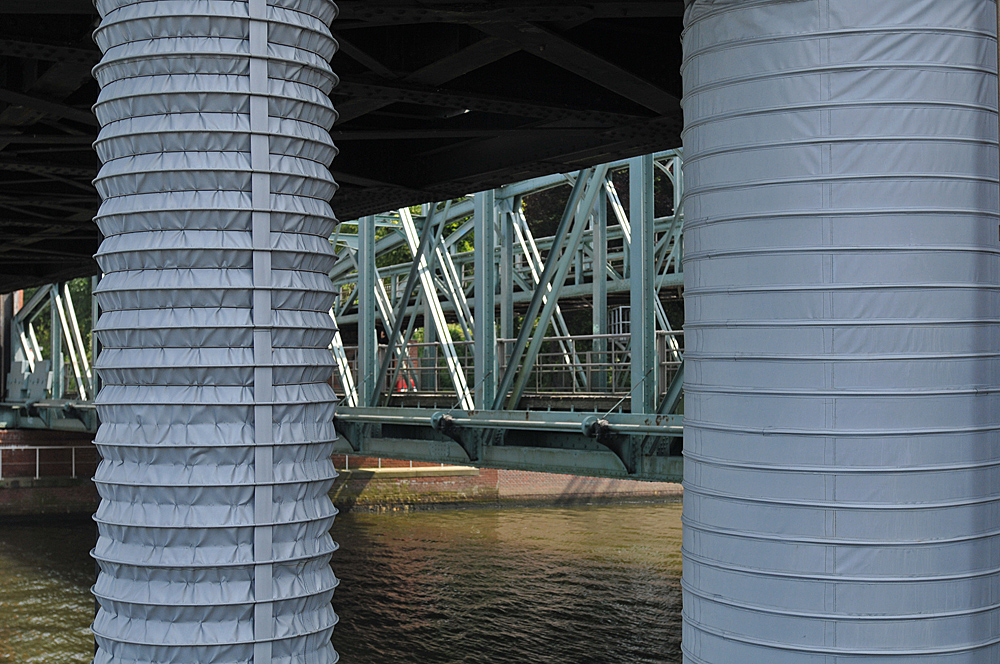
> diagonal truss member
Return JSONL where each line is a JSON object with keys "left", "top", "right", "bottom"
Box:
{"left": 400, "top": 207, "right": 475, "bottom": 411}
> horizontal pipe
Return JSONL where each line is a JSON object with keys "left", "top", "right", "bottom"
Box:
{"left": 334, "top": 410, "right": 683, "bottom": 436}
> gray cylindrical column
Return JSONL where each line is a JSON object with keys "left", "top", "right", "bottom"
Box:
{"left": 682, "top": 0, "right": 1000, "bottom": 661}
{"left": 90, "top": 0, "right": 341, "bottom": 661}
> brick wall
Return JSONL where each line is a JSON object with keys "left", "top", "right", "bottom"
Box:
{"left": 0, "top": 430, "right": 98, "bottom": 479}
{"left": 0, "top": 429, "right": 93, "bottom": 446}
{"left": 0, "top": 479, "right": 100, "bottom": 517}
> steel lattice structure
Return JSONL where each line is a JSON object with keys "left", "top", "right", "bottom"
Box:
{"left": 330, "top": 149, "right": 686, "bottom": 481}
{"left": 1, "top": 149, "right": 687, "bottom": 482}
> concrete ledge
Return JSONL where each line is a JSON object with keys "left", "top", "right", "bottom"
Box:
{"left": 341, "top": 466, "right": 479, "bottom": 479}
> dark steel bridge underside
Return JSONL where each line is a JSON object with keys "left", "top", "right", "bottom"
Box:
{"left": 0, "top": 0, "right": 684, "bottom": 292}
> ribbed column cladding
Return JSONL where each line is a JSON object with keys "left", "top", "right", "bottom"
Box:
{"left": 89, "top": 1, "right": 341, "bottom": 662}
{"left": 682, "top": 1, "right": 1000, "bottom": 662}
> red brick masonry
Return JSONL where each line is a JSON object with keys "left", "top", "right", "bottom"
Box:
{"left": 0, "top": 429, "right": 93, "bottom": 446}
{"left": 0, "top": 479, "right": 100, "bottom": 517}
{"left": 0, "top": 429, "right": 98, "bottom": 479}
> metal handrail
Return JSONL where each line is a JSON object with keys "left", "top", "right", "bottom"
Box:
{"left": 332, "top": 330, "right": 684, "bottom": 400}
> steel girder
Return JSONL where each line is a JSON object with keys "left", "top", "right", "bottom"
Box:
{"left": 331, "top": 149, "right": 685, "bottom": 481}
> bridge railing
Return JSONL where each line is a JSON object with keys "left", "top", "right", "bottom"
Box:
{"left": 0, "top": 445, "right": 99, "bottom": 481}
{"left": 497, "top": 331, "right": 683, "bottom": 398}
{"left": 332, "top": 331, "right": 683, "bottom": 405}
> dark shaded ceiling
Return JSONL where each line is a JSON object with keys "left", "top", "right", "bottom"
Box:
{"left": 0, "top": 1, "right": 685, "bottom": 292}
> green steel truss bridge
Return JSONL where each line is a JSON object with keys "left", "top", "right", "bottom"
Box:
{"left": 1, "top": 149, "right": 686, "bottom": 482}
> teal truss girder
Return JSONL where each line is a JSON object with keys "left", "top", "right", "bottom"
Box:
{"left": 0, "top": 151, "right": 687, "bottom": 481}
{"left": 330, "top": 149, "right": 685, "bottom": 481}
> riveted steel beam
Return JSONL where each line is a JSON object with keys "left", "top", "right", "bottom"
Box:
{"left": 473, "top": 189, "right": 497, "bottom": 408}
{"left": 504, "top": 164, "right": 608, "bottom": 409}
{"left": 334, "top": 78, "right": 644, "bottom": 125}
{"left": 0, "top": 39, "right": 99, "bottom": 65}
{"left": 629, "top": 154, "right": 656, "bottom": 414}
{"left": 476, "top": 21, "right": 680, "bottom": 115}
{"left": 0, "top": 89, "right": 100, "bottom": 127}
{"left": 335, "top": 2, "right": 684, "bottom": 25}
{"left": 592, "top": 185, "right": 609, "bottom": 390}
{"left": 399, "top": 207, "right": 475, "bottom": 411}
{"left": 357, "top": 216, "right": 378, "bottom": 407}
{"left": 499, "top": 199, "right": 515, "bottom": 340}
{"left": 492, "top": 169, "right": 589, "bottom": 408}
{"left": 373, "top": 203, "right": 444, "bottom": 406}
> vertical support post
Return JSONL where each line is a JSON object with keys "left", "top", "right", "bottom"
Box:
{"left": 499, "top": 202, "right": 515, "bottom": 385}
{"left": 500, "top": 203, "right": 515, "bottom": 341}
{"left": 72, "top": 447, "right": 76, "bottom": 479}
{"left": 91, "top": 2, "right": 339, "bottom": 660}
{"left": 35, "top": 447, "right": 40, "bottom": 480}
{"left": 592, "top": 186, "right": 608, "bottom": 391}
{"left": 357, "top": 215, "right": 378, "bottom": 406}
{"left": 423, "top": 297, "right": 436, "bottom": 392}
{"left": 474, "top": 190, "right": 497, "bottom": 409}
{"left": 0, "top": 293, "right": 12, "bottom": 401}
{"left": 630, "top": 155, "right": 657, "bottom": 414}
{"left": 575, "top": 244, "right": 584, "bottom": 285}
{"left": 64, "top": 283, "right": 93, "bottom": 396}
{"left": 50, "top": 285, "right": 63, "bottom": 399}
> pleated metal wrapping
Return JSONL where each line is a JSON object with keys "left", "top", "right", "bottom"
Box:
{"left": 90, "top": 1, "right": 341, "bottom": 662}
{"left": 681, "top": 1, "right": 1000, "bottom": 662}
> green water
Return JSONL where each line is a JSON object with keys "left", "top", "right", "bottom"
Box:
{"left": 0, "top": 519, "right": 96, "bottom": 663}
{"left": 0, "top": 501, "right": 684, "bottom": 663}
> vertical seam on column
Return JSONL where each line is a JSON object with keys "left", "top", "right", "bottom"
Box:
{"left": 249, "top": 0, "right": 274, "bottom": 661}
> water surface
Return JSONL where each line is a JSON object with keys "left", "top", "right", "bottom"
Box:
{"left": 0, "top": 502, "right": 683, "bottom": 663}
{"left": 0, "top": 519, "right": 96, "bottom": 663}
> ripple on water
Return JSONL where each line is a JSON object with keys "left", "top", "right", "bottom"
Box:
{"left": 0, "top": 518, "right": 96, "bottom": 664}
{"left": 0, "top": 501, "right": 683, "bottom": 664}
{"left": 332, "top": 502, "right": 683, "bottom": 664}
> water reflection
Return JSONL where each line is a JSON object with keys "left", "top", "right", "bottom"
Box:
{"left": 0, "top": 518, "right": 96, "bottom": 663}
{"left": 0, "top": 501, "right": 683, "bottom": 664}
{"left": 333, "top": 502, "right": 683, "bottom": 664}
